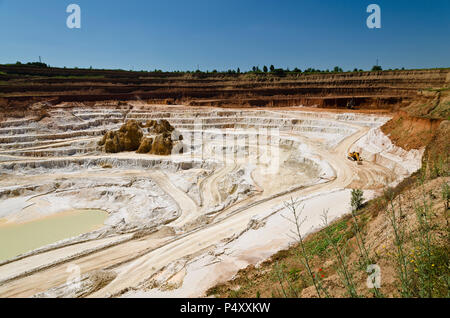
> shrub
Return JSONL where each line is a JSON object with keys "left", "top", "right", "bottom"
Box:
{"left": 272, "top": 68, "right": 286, "bottom": 77}
{"left": 351, "top": 189, "right": 364, "bottom": 211}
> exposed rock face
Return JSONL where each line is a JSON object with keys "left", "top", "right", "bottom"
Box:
{"left": 150, "top": 133, "right": 173, "bottom": 155}
{"left": 1, "top": 66, "right": 448, "bottom": 112}
{"left": 99, "top": 120, "right": 143, "bottom": 153}
{"left": 136, "top": 137, "right": 154, "bottom": 154}
{"left": 141, "top": 119, "right": 175, "bottom": 134}
{"left": 140, "top": 120, "right": 156, "bottom": 129}
{"left": 99, "top": 119, "right": 181, "bottom": 155}
{"left": 103, "top": 131, "right": 121, "bottom": 153}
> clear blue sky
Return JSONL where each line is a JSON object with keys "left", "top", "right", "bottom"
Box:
{"left": 0, "top": 0, "right": 449, "bottom": 71}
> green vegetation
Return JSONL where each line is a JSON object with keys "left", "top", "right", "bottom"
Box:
{"left": 385, "top": 178, "right": 449, "bottom": 298}
{"left": 304, "top": 219, "right": 349, "bottom": 256}
{"left": 48, "top": 75, "right": 106, "bottom": 80}
{"left": 9, "top": 61, "right": 48, "bottom": 68}
{"left": 281, "top": 198, "right": 328, "bottom": 297}
{"left": 2, "top": 62, "right": 449, "bottom": 77}
{"left": 274, "top": 175, "right": 448, "bottom": 298}
{"left": 321, "top": 212, "right": 359, "bottom": 297}
{"left": 424, "top": 87, "right": 450, "bottom": 93}
{"left": 351, "top": 189, "right": 365, "bottom": 212}
{"left": 1, "top": 62, "right": 448, "bottom": 81}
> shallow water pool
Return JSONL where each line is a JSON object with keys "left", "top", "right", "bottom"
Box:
{"left": 0, "top": 209, "right": 107, "bottom": 262}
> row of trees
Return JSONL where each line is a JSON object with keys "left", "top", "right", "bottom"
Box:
{"left": 196, "top": 65, "right": 374, "bottom": 76}
{"left": 14, "top": 61, "right": 48, "bottom": 68}
{"left": 8, "top": 61, "right": 391, "bottom": 75}
{"left": 247, "top": 65, "right": 385, "bottom": 75}
{"left": 194, "top": 65, "right": 397, "bottom": 75}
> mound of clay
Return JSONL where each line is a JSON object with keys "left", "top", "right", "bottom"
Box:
{"left": 102, "top": 131, "right": 121, "bottom": 153}
{"left": 99, "top": 119, "right": 181, "bottom": 155}
{"left": 99, "top": 120, "right": 143, "bottom": 153}
{"left": 150, "top": 133, "right": 173, "bottom": 155}
{"left": 137, "top": 137, "right": 154, "bottom": 154}
{"left": 142, "top": 119, "right": 175, "bottom": 134}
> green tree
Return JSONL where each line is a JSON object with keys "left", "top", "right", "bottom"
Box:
{"left": 371, "top": 65, "right": 382, "bottom": 71}
{"left": 270, "top": 65, "right": 275, "bottom": 72}
{"left": 263, "top": 65, "right": 268, "bottom": 73}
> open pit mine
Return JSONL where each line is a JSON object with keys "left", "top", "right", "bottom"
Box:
{"left": 0, "top": 68, "right": 446, "bottom": 298}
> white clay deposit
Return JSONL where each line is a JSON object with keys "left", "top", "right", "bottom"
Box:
{"left": 0, "top": 104, "right": 422, "bottom": 298}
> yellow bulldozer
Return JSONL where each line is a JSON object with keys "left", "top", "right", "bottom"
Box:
{"left": 348, "top": 152, "right": 363, "bottom": 165}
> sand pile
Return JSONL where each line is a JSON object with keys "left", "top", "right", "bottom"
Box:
{"left": 99, "top": 119, "right": 182, "bottom": 155}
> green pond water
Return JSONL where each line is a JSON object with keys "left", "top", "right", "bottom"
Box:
{"left": 0, "top": 209, "right": 108, "bottom": 262}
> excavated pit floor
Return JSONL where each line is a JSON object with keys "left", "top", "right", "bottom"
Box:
{"left": 0, "top": 104, "right": 421, "bottom": 298}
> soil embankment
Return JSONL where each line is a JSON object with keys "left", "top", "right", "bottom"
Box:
{"left": 1, "top": 66, "right": 448, "bottom": 116}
